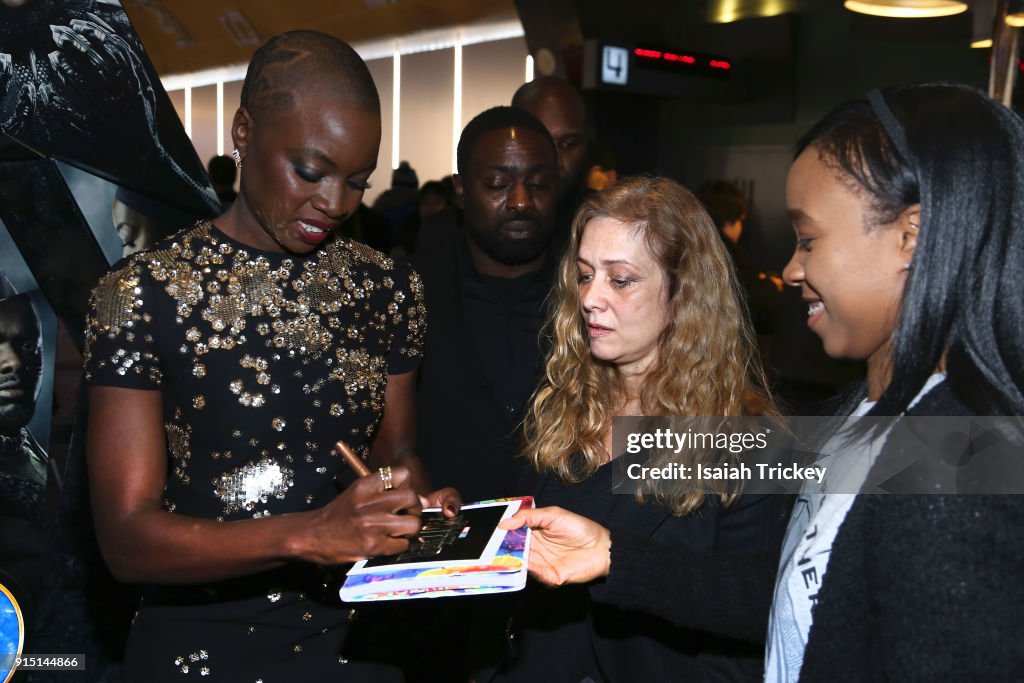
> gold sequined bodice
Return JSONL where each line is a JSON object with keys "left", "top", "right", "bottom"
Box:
{"left": 84, "top": 221, "right": 425, "bottom": 521}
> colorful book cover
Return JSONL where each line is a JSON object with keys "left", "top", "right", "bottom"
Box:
{"left": 339, "top": 497, "right": 532, "bottom": 602}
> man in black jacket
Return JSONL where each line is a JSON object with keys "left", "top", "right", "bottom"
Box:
{"left": 388, "top": 106, "right": 559, "bottom": 683}
{"left": 414, "top": 105, "right": 558, "bottom": 504}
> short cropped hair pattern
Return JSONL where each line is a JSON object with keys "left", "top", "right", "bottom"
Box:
{"left": 240, "top": 30, "right": 380, "bottom": 122}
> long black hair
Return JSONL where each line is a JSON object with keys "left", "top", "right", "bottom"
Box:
{"left": 796, "top": 83, "right": 1024, "bottom": 416}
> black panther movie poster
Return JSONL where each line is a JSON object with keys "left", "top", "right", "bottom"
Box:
{"left": 0, "top": 0, "right": 220, "bottom": 220}
{"left": 0, "top": 2, "right": 220, "bottom": 678}
{"left": 0, "top": 224, "right": 57, "bottom": 629}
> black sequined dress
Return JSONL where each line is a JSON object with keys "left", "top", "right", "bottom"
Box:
{"left": 83, "top": 221, "right": 425, "bottom": 681}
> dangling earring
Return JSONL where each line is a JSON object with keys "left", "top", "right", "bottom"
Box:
{"left": 903, "top": 220, "right": 917, "bottom": 272}
{"left": 232, "top": 148, "right": 243, "bottom": 169}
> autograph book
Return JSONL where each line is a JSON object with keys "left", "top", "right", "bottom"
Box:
{"left": 338, "top": 497, "right": 532, "bottom": 602}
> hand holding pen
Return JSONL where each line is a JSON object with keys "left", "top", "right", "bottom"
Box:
{"left": 291, "top": 442, "right": 421, "bottom": 564}
{"left": 335, "top": 440, "right": 461, "bottom": 518}
{"left": 335, "top": 439, "right": 401, "bottom": 492}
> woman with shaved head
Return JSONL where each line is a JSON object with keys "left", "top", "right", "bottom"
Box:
{"left": 83, "top": 30, "right": 457, "bottom": 680}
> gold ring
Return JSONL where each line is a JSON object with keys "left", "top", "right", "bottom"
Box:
{"left": 379, "top": 466, "right": 393, "bottom": 491}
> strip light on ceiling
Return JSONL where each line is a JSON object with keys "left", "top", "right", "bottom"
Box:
{"left": 159, "top": 18, "right": 527, "bottom": 176}
{"left": 843, "top": 0, "right": 968, "bottom": 18}
{"left": 160, "top": 19, "right": 524, "bottom": 90}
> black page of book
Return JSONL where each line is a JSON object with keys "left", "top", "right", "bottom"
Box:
{"left": 362, "top": 503, "right": 509, "bottom": 568}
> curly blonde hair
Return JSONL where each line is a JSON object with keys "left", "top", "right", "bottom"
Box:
{"left": 523, "top": 176, "right": 776, "bottom": 515}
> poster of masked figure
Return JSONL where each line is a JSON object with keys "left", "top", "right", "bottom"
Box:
{"left": 0, "top": 2, "right": 222, "bottom": 680}
{"left": 0, "top": 0, "right": 220, "bottom": 220}
{"left": 0, "top": 229, "right": 57, "bottom": 639}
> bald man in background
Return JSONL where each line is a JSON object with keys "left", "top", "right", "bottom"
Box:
{"left": 512, "top": 76, "right": 589, "bottom": 235}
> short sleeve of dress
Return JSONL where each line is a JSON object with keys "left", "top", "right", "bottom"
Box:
{"left": 82, "top": 259, "right": 164, "bottom": 390}
{"left": 385, "top": 261, "right": 426, "bottom": 376}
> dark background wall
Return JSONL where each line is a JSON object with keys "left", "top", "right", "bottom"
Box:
{"left": 578, "top": 2, "right": 990, "bottom": 270}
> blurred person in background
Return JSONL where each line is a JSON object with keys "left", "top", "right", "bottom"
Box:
{"left": 207, "top": 154, "right": 238, "bottom": 209}
{"left": 697, "top": 180, "right": 783, "bottom": 338}
{"left": 513, "top": 76, "right": 589, "bottom": 245}
{"left": 584, "top": 140, "right": 618, "bottom": 194}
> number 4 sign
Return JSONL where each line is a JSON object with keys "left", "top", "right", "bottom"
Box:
{"left": 601, "top": 45, "right": 629, "bottom": 85}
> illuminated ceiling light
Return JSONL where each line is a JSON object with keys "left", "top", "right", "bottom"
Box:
{"left": 843, "top": 1, "right": 968, "bottom": 18}
{"left": 971, "top": 0, "right": 994, "bottom": 48}
{"left": 712, "top": 0, "right": 741, "bottom": 23}
{"left": 161, "top": 19, "right": 524, "bottom": 87}
{"left": 1007, "top": 0, "right": 1024, "bottom": 28}
{"left": 709, "top": 0, "right": 794, "bottom": 23}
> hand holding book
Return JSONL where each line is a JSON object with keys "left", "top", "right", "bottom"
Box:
{"left": 339, "top": 497, "right": 533, "bottom": 602}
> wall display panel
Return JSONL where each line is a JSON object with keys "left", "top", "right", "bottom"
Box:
{"left": 365, "top": 57, "right": 394, "bottom": 207}
{"left": 461, "top": 37, "right": 529, "bottom": 131}
{"left": 399, "top": 48, "right": 455, "bottom": 187}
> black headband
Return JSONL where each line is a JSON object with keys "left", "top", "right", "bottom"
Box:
{"left": 867, "top": 89, "right": 912, "bottom": 161}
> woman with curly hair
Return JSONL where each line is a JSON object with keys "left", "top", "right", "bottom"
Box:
{"left": 494, "top": 176, "right": 791, "bottom": 682}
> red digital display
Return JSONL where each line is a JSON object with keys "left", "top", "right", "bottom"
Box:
{"left": 663, "top": 53, "right": 697, "bottom": 64}
{"left": 633, "top": 45, "right": 732, "bottom": 79}
{"left": 634, "top": 48, "right": 662, "bottom": 59}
